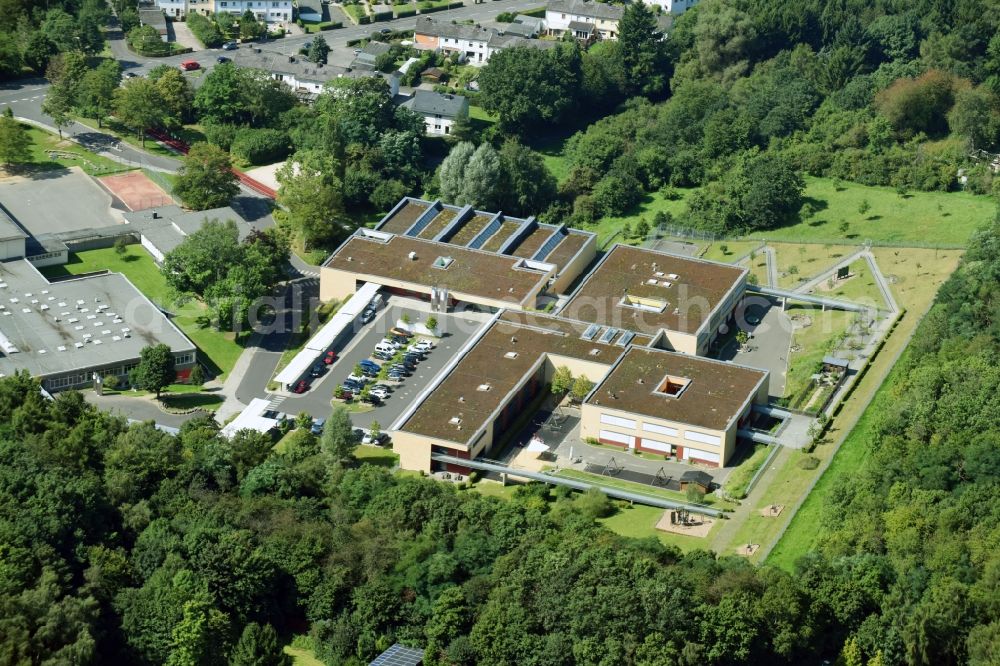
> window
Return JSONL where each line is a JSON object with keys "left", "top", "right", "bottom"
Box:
{"left": 642, "top": 422, "right": 678, "bottom": 437}
{"left": 640, "top": 438, "right": 670, "bottom": 453}
{"left": 599, "top": 430, "right": 631, "bottom": 445}
{"left": 683, "top": 447, "right": 720, "bottom": 464}
{"left": 444, "top": 126, "right": 450, "bottom": 134}
{"left": 600, "top": 413, "right": 635, "bottom": 429}
{"left": 684, "top": 430, "right": 721, "bottom": 446}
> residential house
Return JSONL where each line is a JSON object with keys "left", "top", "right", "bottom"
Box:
{"left": 352, "top": 41, "right": 392, "bottom": 70}
{"left": 545, "top": 0, "right": 624, "bottom": 40}
{"left": 502, "top": 14, "right": 545, "bottom": 38}
{"left": 399, "top": 90, "right": 469, "bottom": 136}
{"left": 151, "top": 0, "right": 292, "bottom": 22}
{"left": 138, "top": 8, "right": 168, "bottom": 39}
{"left": 644, "top": 0, "right": 698, "bottom": 15}
{"left": 414, "top": 16, "right": 554, "bottom": 66}
{"left": 233, "top": 49, "right": 399, "bottom": 99}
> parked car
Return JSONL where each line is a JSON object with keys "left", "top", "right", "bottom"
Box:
{"left": 293, "top": 380, "right": 309, "bottom": 394}
{"left": 179, "top": 60, "right": 200, "bottom": 71}
{"left": 322, "top": 350, "right": 337, "bottom": 365}
{"left": 360, "top": 393, "right": 381, "bottom": 405}
{"left": 359, "top": 359, "right": 380, "bottom": 372}
{"left": 362, "top": 431, "right": 388, "bottom": 445}
{"left": 124, "top": 71, "right": 138, "bottom": 78}
{"left": 311, "top": 418, "right": 326, "bottom": 435}
{"left": 368, "top": 294, "right": 384, "bottom": 310}
{"left": 379, "top": 27, "right": 391, "bottom": 34}
{"left": 391, "top": 364, "right": 411, "bottom": 376}
{"left": 369, "top": 387, "right": 390, "bottom": 401}
{"left": 347, "top": 373, "right": 369, "bottom": 384}
{"left": 387, "top": 371, "right": 403, "bottom": 381}
{"left": 222, "top": 41, "right": 238, "bottom": 50}
{"left": 310, "top": 364, "right": 324, "bottom": 377}
{"left": 343, "top": 381, "right": 364, "bottom": 393}
{"left": 391, "top": 335, "right": 410, "bottom": 346}
{"left": 390, "top": 327, "right": 413, "bottom": 338}
{"left": 334, "top": 387, "right": 353, "bottom": 400}
{"left": 403, "top": 352, "right": 422, "bottom": 362}
{"left": 216, "top": 56, "right": 230, "bottom": 63}
{"left": 412, "top": 340, "right": 434, "bottom": 351}
{"left": 373, "top": 351, "right": 393, "bottom": 361}
{"left": 360, "top": 309, "right": 375, "bottom": 324}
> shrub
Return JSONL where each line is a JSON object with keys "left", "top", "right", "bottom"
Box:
{"left": 372, "top": 9, "right": 392, "bottom": 21}
{"left": 230, "top": 128, "right": 290, "bottom": 165}
{"left": 798, "top": 455, "right": 821, "bottom": 470}
{"left": 202, "top": 122, "right": 240, "bottom": 151}
{"left": 186, "top": 12, "right": 224, "bottom": 48}
{"left": 495, "top": 11, "right": 515, "bottom": 21}
{"left": 394, "top": 6, "right": 417, "bottom": 18}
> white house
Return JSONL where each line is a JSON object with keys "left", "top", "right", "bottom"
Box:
{"left": 414, "top": 16, "right": 555, "bottom": 67}
{"left": 399, "top": 90, "right": 469, "bottom": 136}
{"left": 153, "top": 0, "right": 292, "bottom": 22}
{"left": 644, "top": 0, "right": 698, "bottom": 15}
{"left": 545, "top": 0, "right": 623, "bottom": 40}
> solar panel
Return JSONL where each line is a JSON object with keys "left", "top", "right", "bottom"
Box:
{"left": 581, "top": 324, "right": 600, "bottom": 341}
{"left": 615, "top": 330, "right": 635, "bottom": 347}
{"left": 369, "top": 643, "right": 424, "bottom": 666}
{"left": 599, "top": 327, "right": 619, "bottom": 344}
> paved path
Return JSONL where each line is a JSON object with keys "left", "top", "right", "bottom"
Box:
{"left": 764, "top": 246, "right": 778, "bottom": 287}
{"left": 863, "top": 251, "right": 900, "bottom": 313}
{"left": 84, "top": 392, "right": 206, "bottom": 428}
{"left": 792, "top": 246, "right": 869, "bottom": 295}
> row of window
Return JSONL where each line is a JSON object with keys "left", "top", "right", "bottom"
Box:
{"left": 598, "top": 412, "right": 720, "bottom": 446}
{"left": 43, "top": 353, "right": 193, "bottom": 391}
{"left": 597, "top": 430, "right": 722, "bottom": 464}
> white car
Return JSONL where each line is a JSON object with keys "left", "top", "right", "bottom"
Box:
{"left": 411, "top": 340, "right": 434, "bottom": 352}
{"left": 347, "top": 373, "right": 370, "bottom": 384}
{"left": 362, "top": 431, "right": 388, "bottom": 445}
{"left": 369, "top": 387, "right": 390, "bottom": 400}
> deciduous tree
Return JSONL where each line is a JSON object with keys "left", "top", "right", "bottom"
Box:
{"left": 129, "top": 343, "right": 177, "bottom": 398}
{"left": 174, "top": 143, "right": 239, "bottom": 210}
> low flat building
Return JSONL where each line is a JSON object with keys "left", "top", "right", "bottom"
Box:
{"left": 0, "top": 258, "right": 196, "bottom": 392}
{"left": 399, "top": 90, "right": 469, "bottom": 136}
{"left": 138, "top": 8, "right": 168, "bottom": 40}
{"left": 545, "top": 0, "right": 623, "bottom": 40}
{"left": 390, "top": 311, "right": 765, "bottom": 471}
{"left": 123, "top": 205, "right": 253, "bottom": 263}
{"left": 558, "top": 244, "right": 748, "bottom": 355}
{"left": 320, "top": 197, "right": 597, "bottom": 308}
{"left": 502, "top": 14, "right": 545, "bottom": 38}
{"left": 352, "top": 41, "right": 392, "bottom": 70}
{"left": 0, "top": 205, "right": 27, "bottom": 261}
{"left": 580, "top": 346, "right": 767, "bottom": 467}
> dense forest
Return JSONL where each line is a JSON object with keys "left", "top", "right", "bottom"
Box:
{"left": 1, "top": 208, "right": 999, "bottom": 664}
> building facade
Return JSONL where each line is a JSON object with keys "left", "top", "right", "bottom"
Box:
{"left": 545, "top": 0, "right": 624, "bottom": 40}
{"left": 400, "top": 90, "right": 469, "bottom": 136}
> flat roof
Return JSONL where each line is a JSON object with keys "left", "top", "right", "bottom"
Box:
{"left": 399, "top": 311, "right": 653, "bottom": 445}
{"left": 123, "top": 205, "right": 252, "bottom": 257}
{"left": 586, "top": 346, "right": 766, "bottom": 431}
{"left": 372, "top": 198, "right": 595, "bottom": 273}
{"left": 0, "top": 205, "right": 27, "bottom": 243}
{"left": 325, "top": 232, "right": 551, "bottom": 306}
{"left": 560, "top": 244, "right": 746, "bottom": 336}
{"left": 0, "top": 259, "right": 194, "bottom": 379}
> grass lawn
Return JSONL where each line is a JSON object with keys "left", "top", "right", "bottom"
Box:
{"left": 18, "top": 125, "right": 133, "bottom": 177}
{"left": 469, "top": 105, "right": 497, "bottom": 135}
{"left": 283, "top": 645, "right": 324, "bottom": 666}
{"left": 39, "top": 248, "right": 246, "bottom": 380}
{"left": 554, "top": 468, "right": 737, "bottom": 510}
{"left": 463, "top": 480, "right": 520, "bottom": 500}
{"left": 701, "top": 240, "right": 762, "bottom": 263}
{"left": 343, "top": 3, "right": 367, "bottom": 23}
{"left": 774, "top": 242, "right": 856, "bottom": 289}
{"left": 599, "top": 503, "right": 722, "bottom": 552}
{"left": 722, "top": 443, "right": 770, "bottom": 499}
{"left": 783, "top": 305, "right": 853, "bottom": 406}
{"left": 749, "top": 177, "right": 993, "bottom": 246}
{"left": 354, "top": 444, "right": 398, "bottom": 468}
{"left": 586, "top": 189, "right": 693, "bottom": 248}
{"left": 872, "top": 247, "right": 963, "bottom": 311}
{"left": 812, "top": 258, "right": 886, "bottom": 308}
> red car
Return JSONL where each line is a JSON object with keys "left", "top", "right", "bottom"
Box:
{"left": 179, "top": 60, "right": 200, "bottom": 71}
{"left": 323, "top": 350, "right": 337, "bottom": 365}
{"left": 293, "top": 380, "right": 310, "bottom": 394}
{"left": 390, "top": 327, "right": 413, "bottom": 338}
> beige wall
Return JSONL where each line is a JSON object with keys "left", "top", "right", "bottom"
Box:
{"left": 579, "top": 402, "right": 732, "bottom": 467}
{"left": 319, "top": 266, "right": 549, "bottom": 311}
{"left": 653, "top": 329, "right": 699, "bottom": 356}
{"left": 545, "top": 353, "right": 611, "bottom": 385}
{"left": 551, "top": 235, "right": 598, "bottom": 295}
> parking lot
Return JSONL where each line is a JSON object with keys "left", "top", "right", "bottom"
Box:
{"left": 278, "top": 299, "right": 487, "bottom": 431}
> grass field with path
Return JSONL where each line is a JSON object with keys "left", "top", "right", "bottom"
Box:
{"left": 40, "top": 247, "right": 246, "bottom": 380}
{"left": 18, "top": 125, "right": 132, "bottom": 176}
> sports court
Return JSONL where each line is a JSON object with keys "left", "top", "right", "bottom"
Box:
{"left": 99, "top": 171, "right": 173, "bottom": 211}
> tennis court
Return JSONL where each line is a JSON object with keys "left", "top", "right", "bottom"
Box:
{"left": 99, "top": 171, "right": 172, "bottom": 211}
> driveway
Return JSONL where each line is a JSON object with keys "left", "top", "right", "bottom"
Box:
{"left": 84, "top": 391, "right": 205, "bottom": 428}
{"left": 170, "top": 20, "right": 203, "bottom": 52}
{"left": 715, "top": 296, "right": 791, "bottom": 398}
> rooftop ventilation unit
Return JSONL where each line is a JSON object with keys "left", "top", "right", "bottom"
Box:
{"left": 57, "top": 346, "right": 66, "bottom": 352}
{"left": 449, "top": 416, "right": 462, "bottom": 426}
{"left": 20, "top": 308, "right": 29, "bottom": 314}
{"left": 74, "top": 342, "right": 84, "bottom": 348}
{"left": 589, "top": 348, "right": 601, "bottom": 356}
{"left": 408, "top": 251, "right": 418, "bottom": 260}
{"left": 666, "top": 273, "right": 679, "bottom": 280}
{"left": 68, "top": 317, "right": 79, "bottom": 323}
{"left": 74, "top": 326, "right": 83, "bottom": 331}
{"left": 504, "top": 351, "right": 518, "bottom": 359}
{"left": 476, "top": 384, "right": 491, "bottom": 392}
{"left": 432, "top": 255, "right": 454, "bottom": 269}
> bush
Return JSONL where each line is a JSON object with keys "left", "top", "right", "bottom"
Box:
{"left": 394, "top": 6, "right": 417, "bottom": 18}
{"left": 128, "top": 26, "right": 171, "bottom": 56}
{"left": 230, "top": 128, "right": 290, "bottom": 165}
{"left": 798, "top": 455, "right": 821, "bottom": 470}
{"left": 495, "top": 11, "right": 515, "bottom": 21}
{"left": 202, "top": 122, "right": 240, "bottom": 151}
{"left": 186, "top": 12, "right": 224, "bottom": 48}
{"left": 574, "top": 488, "right": 614, "bottom": 519}
{"left": 372, "top": 9, "right": 392, "bottom": 21}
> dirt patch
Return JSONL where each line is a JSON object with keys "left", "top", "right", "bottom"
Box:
{"left": 815, "top": 272, "right": 856, "bottom": 292}
{"left": 736, "top": 543, "right": 760, "bottom": 557}
{"left": 656, "top": 509, "right": 715, "bottom": 538}
{"left": 759, "top": 504, "right": 784, "bottom": 517}
{"left": 100, "top": 171, "right": 172, "bottom": 211}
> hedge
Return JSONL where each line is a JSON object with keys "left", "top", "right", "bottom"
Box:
{"left": 343, "top": 4, "right": 369, "bottom": 24}
{"left": 230, "top": 128, "right": 290, "bottom": 166}
{"left": 186, "top": 12, "right": 224, "bottom": 48}
{"left": 372, "top": 9, "right": 393, "bottom": 21}
{"left": 417, "top": 2, "right": 452, "bottom": 14}
{"left": 394, "top": 6, "right": 417, "bottom": 17}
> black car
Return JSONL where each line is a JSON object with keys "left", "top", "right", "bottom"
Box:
{"left": 222, "top": 41, "right": 238, "bottom": 50}
{"left": 391, "top": 335, "right": 409, "bottom": 345}
{"left": 391, "top": 364, "right": 411, "bottom": 376}
{"left": 310, "top": 364, "right": 324, "bottom": 377}
{"left": 403, "top": 353, "right": 422, "bottom": 363}
{"left": 373, "top": 351, "right": 393, "bottom": 361}
{"left": 216, "top": 56, "right": 231, "bottom": 63}
{"left": 343, "top": 380, "right": 364, "bottom": 391}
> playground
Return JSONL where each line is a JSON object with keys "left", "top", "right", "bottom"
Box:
{"left": 99, "top": 171, "right": 173, "bottom": 211}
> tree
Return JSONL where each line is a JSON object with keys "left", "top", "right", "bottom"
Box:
{"left": 425, "top": 316, "right": 437, "bottom": 331}
{"left": 165, "top": 597, "right": 228, "bottom": 666}
{"left": 41, "top": 79, "right": 74, "bottom": 139}
{"left": 634, "top": 219, "right": 650, "bottom": 240}
{"left": 277, "top": 150, "right": 345, "bottom": 248}
{"left": 230, "top": 623, "right": 290, "bottom": 666}
{"left": 308, "top": 35, "right": 330, "bottom": 65}
{"left": 478, "top": 43, "right": 582, "bottom": 135}
{"left": 113, "top": 77, "right": 166, "bottom": 146}
{"left": 948, "top": 86, "right": 1000, "bottom": 150}
{"left": 685, "top": 484, "right": 706, "bottom": 504}
{"left": 162, "top": 219, "right": 243, "bottom": 296}
{"left": 174, "top": 143, "right": 239, "bottom": 210}
{"left": 129, "top": 343, "right": 176, "bottom": 398}
{"left": 439, "top": 141, "right": 475, "bottom": 202}
{"left": 239, "top": 10, "right": 266, "bottom": 41}
{"left": 497, "top": 141, "right": 557, "bottom": 217}
{"left": 617, "top": 2, "right": 667, "bottom": 97}
{"left": 570, "top": 375, "right": 594, "bottom": 403}
{"left": 736, "top": 330, "right": 749, "bottom": 351}
{"left": 194, "top": 62, "right": 245, "bottom": 125}
{"left": 368, "top": 420, "right": 381, "bottom": 442}
{"left": 188, "top": 364, "right": 204, "bottom": 388}
{"left": 114, "top": 236, "right": 128, "bottom": 256}
{"left": 0, "top": 110, "right": 32, "bottom": 167}
{"left": 77, "top": 59, "right": 121, "bottom": 127}
{"left": 321, "top": 405, "right": 357, "bottom": 463}
{"left": 148, "top": 65, "right": 194, "bottom": 129}
{"left": 551, "top": 366, "right": 573, "bottom": 394}
{"left": 459, "top": 143, "right": 503, "bottom": 209}
{"left": 874, "top": 70, "right": 959, "bottom": 138}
